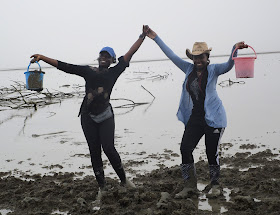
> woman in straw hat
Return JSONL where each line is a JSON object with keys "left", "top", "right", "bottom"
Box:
{"left": 145, "top": 26, "right": 248, "bottom": 198}
{"left": 30, "top": 25, "right": 149, "bottom": 200}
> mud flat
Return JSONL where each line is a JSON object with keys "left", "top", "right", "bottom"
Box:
{"left": 0, "top": 145, "right": 279, "bottom": 215}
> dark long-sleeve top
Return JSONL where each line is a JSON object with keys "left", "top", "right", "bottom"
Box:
{"left": 57, "top": 56, "right": 129, "bottom": 116}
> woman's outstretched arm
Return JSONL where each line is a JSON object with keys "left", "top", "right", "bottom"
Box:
{"left": 216, "top": 41, "right": 249, "bottom": 75}
{"left": 123, "top": 25, "right": 148, "bottom": 63}
{"left": 145, "top": 26, "right": 191, "bottom": 74}
{"left": 30, "top": 54, "right": 58, "bottom": 68}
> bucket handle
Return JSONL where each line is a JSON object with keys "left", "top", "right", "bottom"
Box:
{"left": 26, "top": 61, "right": 41, "bottom": 72}
{"left": 232, "top": 45, "right": 257, "bottom": 60}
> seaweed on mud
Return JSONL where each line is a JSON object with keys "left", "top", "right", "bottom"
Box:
{"left": 0, "top": 82, "right": 155, "bottom": 112}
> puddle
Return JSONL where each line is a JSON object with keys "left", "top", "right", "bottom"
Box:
{"left": 0, "top": 209, "right": 13, "bottom": 215}
{"left": 196, "top": 183, "right": 232, "bottom": 214}
{"left": 51, "top": 209, "right": 69, "bottom": 215}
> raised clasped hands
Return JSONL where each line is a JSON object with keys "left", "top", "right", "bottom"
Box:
{"left": 142, "top": 25, "right": 149, "bottom": 37}
{"left": 143, "top": 25, "right": 157, "bottom": 39}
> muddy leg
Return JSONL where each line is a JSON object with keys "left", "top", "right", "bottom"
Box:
{"left": 175, "top": 163, "right": 198, "bottom": 199}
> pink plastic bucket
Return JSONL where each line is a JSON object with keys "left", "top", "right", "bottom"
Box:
{"left": 232, "top": 45, "right": 257, "bottom": 78}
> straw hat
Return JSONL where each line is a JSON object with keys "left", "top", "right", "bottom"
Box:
{"left": 186, "top": 42, "right": 212, "bottom": 60}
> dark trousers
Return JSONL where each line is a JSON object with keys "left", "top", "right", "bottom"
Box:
{"left": 180, "top": 116, "right": 225, "bottom": 165}
{"left": 81, "top": 113, "right": 122, "bottom": 172}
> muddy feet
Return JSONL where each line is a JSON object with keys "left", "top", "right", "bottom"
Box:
{"left": 96, "top": 187, "right": 108, "bottom": 201}
{"left": 205, "top": 184, "right": 223, "bottom": 198}
{"left": 156, "top": 192, "right": 171, "bottom": 209}
{"left": 174, "top": 187, "right": 199, "bottom": 199}
{"left": 123, "top": 178, "right": 136, "bottom": 188}
{"left": 119, "top": 178, "right": 136, "bottom": 193}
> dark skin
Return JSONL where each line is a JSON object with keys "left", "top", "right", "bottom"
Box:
{"left": 98, "top": 51, "right": 113, "bottom": 69}
{"left": 193, "top": 54, "right": 208, "bottom": 77}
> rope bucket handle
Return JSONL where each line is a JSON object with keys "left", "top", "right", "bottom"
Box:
{"left": 26, "top": 61, "right": 41, "bottom": 72}
{"left": 232, "top": 45, "right": 257, "bottom": 60}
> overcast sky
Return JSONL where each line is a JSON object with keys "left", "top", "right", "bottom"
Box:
{"left": 1, "top": 0, "right": 280, "bottom": 70}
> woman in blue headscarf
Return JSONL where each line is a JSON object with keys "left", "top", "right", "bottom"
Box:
{"left": 30, "top": 25, "right": 148, "bottom": 199}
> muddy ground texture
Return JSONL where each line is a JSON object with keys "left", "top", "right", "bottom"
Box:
{"left": 1, "top": 145, "right": 279, "bottom": 215}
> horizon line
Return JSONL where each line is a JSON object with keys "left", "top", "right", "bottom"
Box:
{"left": 1, "top": 51, "right": 279, "bottom": 72}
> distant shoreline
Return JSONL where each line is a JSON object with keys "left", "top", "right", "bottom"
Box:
{"left": 1, "top": 51, "right": 280, "bottom": 72}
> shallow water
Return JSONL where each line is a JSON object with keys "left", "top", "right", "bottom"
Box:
{"left": 1, "top": 53, "right": 280, "bottom": 178}
{"left": 0, "top": 209, "right": 13, "bottom": 215}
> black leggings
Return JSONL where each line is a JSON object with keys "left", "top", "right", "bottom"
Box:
{"left": 81, "top": 113, "right": 122, "bottom": 172}
{"left": 180, "top": 116, "right": 225, "bottom": 165}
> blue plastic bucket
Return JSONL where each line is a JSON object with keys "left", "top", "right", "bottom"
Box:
{"left": 24, "top": 61, "right": 45, "bottom": 91}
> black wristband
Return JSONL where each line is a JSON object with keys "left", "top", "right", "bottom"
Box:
{"left": 139, "top": 33, "right": 145, "bottom": 40}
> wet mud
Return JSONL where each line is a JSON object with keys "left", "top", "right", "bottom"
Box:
{"left": 0, "top": 146, "right": 279, "bottom": 215}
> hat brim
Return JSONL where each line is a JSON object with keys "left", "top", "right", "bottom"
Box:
{"left": 186, "top": 49, "right": 193, "bottom": 59}
{"left": 186, "top": 48, "right": 212, "bottom": 60}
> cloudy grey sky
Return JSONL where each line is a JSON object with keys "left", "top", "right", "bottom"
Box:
{"left": 1, "top": 0, "right": 279, "bottom": 70}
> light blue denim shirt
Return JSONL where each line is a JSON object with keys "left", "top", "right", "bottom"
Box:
{"left": 154, "top": 35, "right": 238, "bottom": 128}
